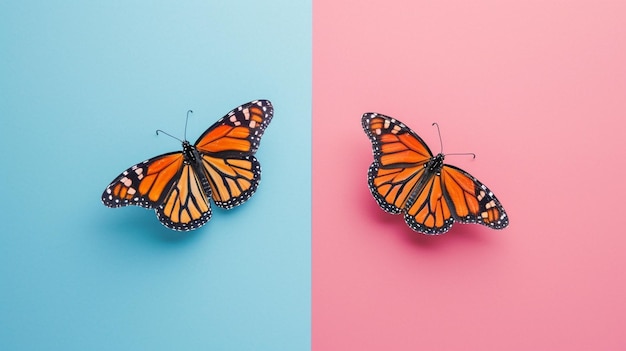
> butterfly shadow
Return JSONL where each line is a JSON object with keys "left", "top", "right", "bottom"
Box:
{"left": 97, "top": 207, "right": 203, "bottom": 244}
{"left": 358, "top": 189, "right": 492, "bottom": 249}
{"left": 403, "top": 221, "right": 493, "bottom": 248}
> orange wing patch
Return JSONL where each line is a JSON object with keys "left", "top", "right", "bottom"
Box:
{"left": 156, "top": 163, "right": 212, "bottom": 231}
{"left": 441, "top": 166, "right": 479, "bottom": 217}
{"left": 196, "top": 125, "right": 251, "bottom": 153}
{"left": 201, "top": 155, "right": 261, "bottom": 209}
{"left": 404, "top": 176, "right": 455, "bottom": 234}
{"left": 102, "top": 152, "right": 184, "bottom": 209}
{"left": 195, "top": 100, "right": 273, "bottom": 156}
{"left": 368, "top": 163, "right": 424, "bottom": 212}
{"left": 363, "top": 114, "right": 433, "bottom": 166}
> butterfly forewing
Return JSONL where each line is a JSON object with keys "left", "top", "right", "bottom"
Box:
{"left": 195, "top": 100, "right": 273, "bottom": 156}
{"left": 362, "top": 113, "right": 433, "bottom": 214}
{"left": 102, "top": 152, "right": 185, "bottom": 209}
{"left": 361, "top": 113, "right": 433, "bottom": 165}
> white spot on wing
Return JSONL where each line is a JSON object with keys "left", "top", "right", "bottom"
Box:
{"left": 121, "top": 177, "right": 132, "bottom": 187}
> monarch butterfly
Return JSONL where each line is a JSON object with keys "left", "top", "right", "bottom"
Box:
{"left": 102, "top": 100, "right": 273, "bottom": 231}
{"left": 361, "top": 113, "right": 508, "bottom": 235}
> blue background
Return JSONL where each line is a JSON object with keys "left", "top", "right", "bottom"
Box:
{"left": 0, "top": 1, "right": 311, "bottom": 349}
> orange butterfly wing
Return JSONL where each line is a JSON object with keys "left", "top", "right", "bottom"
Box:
{"left": 362, "top": 113, "right": 509, "bottom": 234}
{"left": 155, "top": 160, "right": 212, "bottom": 231}
{"left": 439, "top": 165, "right": 508, "bottom": 229}
{"left": 403, "top": 172, "right": 455, "bottom": 234}
{"left": 362, "top": 113, "right": 433, "bottom": 214}
{"left": 101, "top": 152, "right": 212, "bottom": 230}
{"left": 194, "top": 100, "right": 273, "bottom": 209}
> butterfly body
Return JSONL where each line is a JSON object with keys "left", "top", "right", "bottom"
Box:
{"left": 403, "top": 153, "right": 445, "bottom": 207}
{"left": 426, "top": 153, "right": 445, "bottom": 173}
{"left": 102, "top": 100, "right": 273, "bottom": 231}
{"left": 181, "top": 140, "right": 201, "bottom": 165}
{"left": 362, "top": 113, "right": 508, "bottom": 235}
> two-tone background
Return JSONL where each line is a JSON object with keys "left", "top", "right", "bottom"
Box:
{"left": 2, "top": 0, "right": 625, "bottom": 350}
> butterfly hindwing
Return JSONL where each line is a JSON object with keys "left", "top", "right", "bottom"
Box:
{"left": 403, "top": 174, "right": 455, "bottom": 234}
{"left": 102, "top": 151, "right": 213, "bottom": 230}
{"left": 155, "top": 162, "right": 212, "bottom": 231}
{"left": 201, "top": 154, "right": 261, "bottom": 209}
{"left": 367, "top": 162, "right": 422, "bottom": 214}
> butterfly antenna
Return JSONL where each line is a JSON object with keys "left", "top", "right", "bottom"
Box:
{"left": 432, "top": 123, "right": 476, "bottom": 159}
{"left": 432, "top": 122, "right": 444, "bottom": 154}
{"left": 446, "top": 152, "right": 477, "bottom": 159}
{"left": 155, "top": 129, "right": 183, "bottom": 142}
{"left": 184, "top": 110, "right": 193, "bottom": 141}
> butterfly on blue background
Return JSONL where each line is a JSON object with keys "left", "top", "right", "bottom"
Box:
{"left": 362, "top": 112, "right": 508, "bottom": 235}
{"left": 102, "top": 100, "right": 273, "bottom": 231}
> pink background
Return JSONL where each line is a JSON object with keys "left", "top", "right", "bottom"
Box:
{"left": 313, "top": 1, "right": 626, "bottom": 350}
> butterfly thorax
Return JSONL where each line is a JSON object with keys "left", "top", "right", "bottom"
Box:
{"left": 182, "top": 140, "right": 201, "bottom": 166}
{"left": 426, "top": 153, "right": 445, "bottom": 174}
